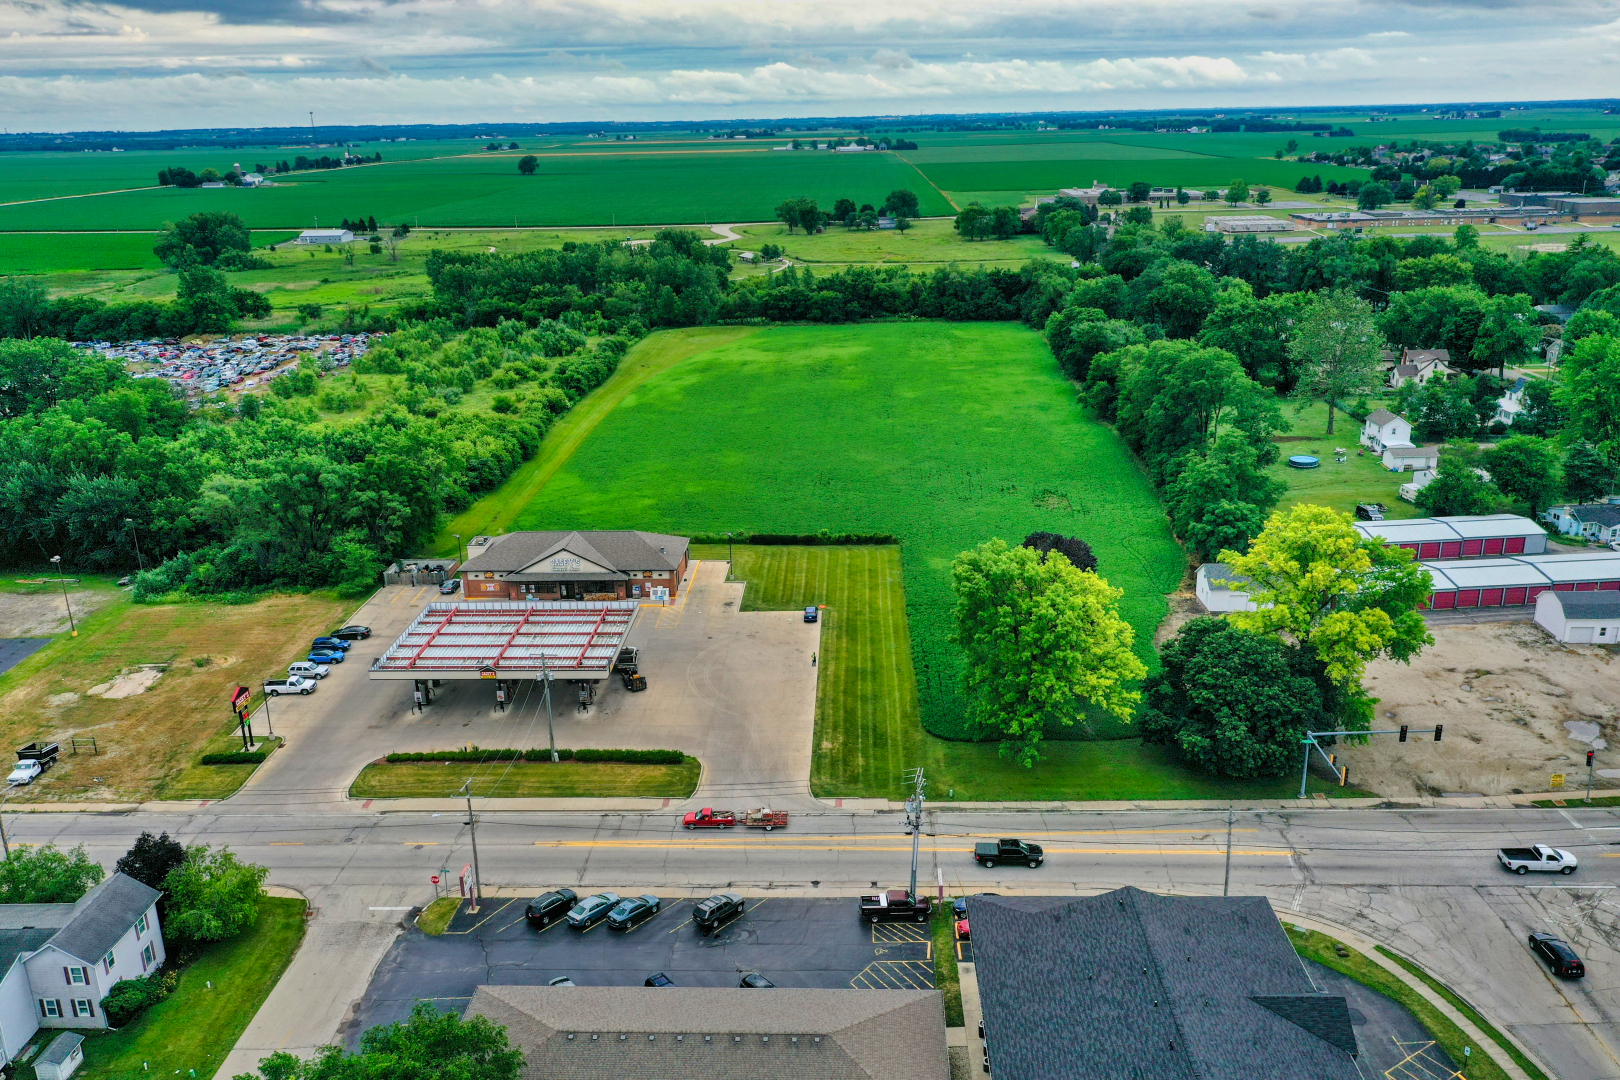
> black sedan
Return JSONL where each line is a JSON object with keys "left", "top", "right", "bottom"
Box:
{"left": 1529, "top": 933, "right": 1586, "bottom": 978}
{"left": 606, "top": 894, "right": 662, "bottom": 932}
{"left": 525, "top": 888, "right": 578, "bottom": 929}
{"left": 329, "top": 625, "right": 372, "bottom": 640}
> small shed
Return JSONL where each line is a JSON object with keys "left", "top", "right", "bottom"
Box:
{"left": 1535, "top": 590, "right": 1620, "bottom": 644}
{"left": 33, "top": 1032, "right": 84, "bottom": 1080}
{"left": 1195, "top": 563, "right": 1257, "bottom": 613}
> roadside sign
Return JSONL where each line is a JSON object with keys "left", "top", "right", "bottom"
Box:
{"left": 479, "top": 665, "right": 497, "bottom": 680}
{"left": 459, "top": 864, "right": 472, "bottom": 897}
{"left": 230, "top": 685, "right": 250, "bottom": 707}
{"left": 1551, "top": 773, "right": 1566, "bottom": 789}
{"left": 431, "top": 875, "right": 440, "bottom": 885}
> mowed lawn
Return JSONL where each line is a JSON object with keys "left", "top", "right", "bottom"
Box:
{"left": 697, "top": 543, "right": 1362, "bottom": 800}
{"left": 349, "top": 759, "right": 701, "bottom": 799}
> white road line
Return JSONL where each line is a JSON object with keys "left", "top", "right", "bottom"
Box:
{"left": 1524, "top": 885, "right": 1617, "bottom": 889}
{"left": 1559, "top": 809, "right": 1583, "bottom": 829}
{"left": 369, "top": 906, "right": 413, "bottom": 910}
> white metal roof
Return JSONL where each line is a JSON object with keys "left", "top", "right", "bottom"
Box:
{"left": 1355, "top": 514, "right": 1546, "bottom": 545}
{"left": 1423, "top": 552, "right": 1620, "bottom": 591}
{"left": 368, "top": 600, "right": 639, "bottom": 680}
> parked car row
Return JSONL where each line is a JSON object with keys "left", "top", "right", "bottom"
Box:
{"left": 264, "top": 626, "right": 371, "bottom": 695}
{"left": 526, "top": 890, "right": 748, "bottom": 938}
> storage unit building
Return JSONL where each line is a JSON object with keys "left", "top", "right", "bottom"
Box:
{"left": 1195, "top": 564, "right": 1257, "bottom": 613}
{"left": 1355, "top": 514, "right": 1548, "bottom": 559}
{"left": 1423, "top": 552, "right": 1620, "bottom": 609}
{"left": 1534, "top": 590, "right": 1620, "bottom": 644}
{"left": 33, "top": 1033, "right": 84, "bottom": 1080}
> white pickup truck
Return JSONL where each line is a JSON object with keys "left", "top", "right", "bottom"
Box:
{"left": 1499, "top": 844, "right": 1578, "bottom": 875}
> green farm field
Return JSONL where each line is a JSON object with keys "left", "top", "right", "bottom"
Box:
{"left": 475, "top": 322, "right": 1186, "bottom": 748}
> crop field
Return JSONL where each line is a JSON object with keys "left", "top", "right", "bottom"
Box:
{"left": 480, "top": 322, "right": 1185, "bottom": 755}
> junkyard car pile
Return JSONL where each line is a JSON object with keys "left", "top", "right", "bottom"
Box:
{"left": 80, "top": 333, "right": 377, "bottom": 399}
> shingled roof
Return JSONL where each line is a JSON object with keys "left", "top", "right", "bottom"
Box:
{"left": 465, "top": 985, "right": 948, "bottom": 1080}
{"left": 0, "top": 873, "right": 159, "bottom": 972}
{"left": 970, "top": 889, "right": 1360, "bottom": 1080}
{"left": 460, "top": 531, "right": 688, "bottom": 577}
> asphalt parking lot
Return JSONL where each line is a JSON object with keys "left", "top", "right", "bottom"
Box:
{"left": 1306, "top": 962, "right": 1455, "bottom": 1077}
{"left": 348, "top": 896, "right": 935, "bottom": 1042}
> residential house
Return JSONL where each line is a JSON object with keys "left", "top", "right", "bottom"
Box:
{"left": 1360, "top": 409, "right": 1412, "bottom": 452}
{"left": 294, "top": 229, "right": 355, "bottom": 245}
{"left": 1544, "top": 503, "right": 1620, "bottom": 545}
{"left": 970, "top": 888, "right": 1361, "bottom": 1080}
{"left": 1388, "top": 349, "right": 1457, "bottom": 389}
{"left": 1535, "top": 591, "right": 1620, "bottom": 644}
{"left": 1383, "top": 444, "right": 1441, "bottom": 472}
{"left": 464, "top": 985, "right": 948, "bottom": 1080}
{"left": 0, "top": 874, "right": 165, "bottom": 1069}
{"left": 1495, "top": 377, "right": 1528, "bottom": 426}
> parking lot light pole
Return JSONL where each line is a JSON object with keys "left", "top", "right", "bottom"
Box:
{"left": 123, "top": 519, "right": 145, "bottom": 573}
{"left": 48, "top": 556, "right": 76, "bottom": 637}
{"left": 453, "top": 533, "right": 464, "bottom": 568}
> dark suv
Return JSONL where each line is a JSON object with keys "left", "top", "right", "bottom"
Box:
{"left": 693, "top": 892, "right": 745, "bottom": 935}
{"left": 525, "top": 889, "right": 578, "bottom": 929}
{"left": 1529, "top": 933, "right": 1585, "bottom": 978}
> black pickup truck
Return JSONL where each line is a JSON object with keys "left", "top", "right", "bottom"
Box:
{"left": 974, "top": 838, "right": 1044, "bottom": 868}
{"left": 859, "top": 889, "right": 932, "bottom": 924}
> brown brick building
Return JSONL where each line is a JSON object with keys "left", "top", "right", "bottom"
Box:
{"left": 457, "top": 530, "right": 690, "bottom": 601}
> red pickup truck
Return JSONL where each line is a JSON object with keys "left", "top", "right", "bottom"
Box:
{"left": 683, "top": 808, "right": 736, "bottom": 829}
{"left": 682, "top": 808, "right": 790, "bottom": 831}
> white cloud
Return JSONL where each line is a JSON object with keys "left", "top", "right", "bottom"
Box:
{"left": 1365, "top": 30, "right": 1411, "bottom": 37}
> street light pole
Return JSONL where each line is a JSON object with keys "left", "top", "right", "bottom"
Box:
{"left": 453, "top": 533, "right": 463, "bottom": 567}
{"left": 49, "top": 556, "right": 76, "bottom": 637}
{"left": 541, "top": 653, "right": 557, "bottom": 762}
{"left": 903, "top": 767, "right": 926, "bottom": 900}
{"left": 460, "top": 778, "right": 483, "bottom": 912}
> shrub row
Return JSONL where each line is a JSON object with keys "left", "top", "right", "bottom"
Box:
{"left": 103, "top": 969, "right": 179, "bottom": 1027}
{"left": 692, "top": 532, "right": 897, "bottom": 546}
{"left": 199, "top": 751, "right": 268, "bottom": 765}
{"left": 384, "top": 748, "right": 687, "bottom": 765}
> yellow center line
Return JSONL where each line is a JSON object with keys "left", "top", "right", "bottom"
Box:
{"left": 405, "top": 841, "right": 440, "bottom": 846}
{"left": 533, "top": 841, "right": 1286, "bottom": 856}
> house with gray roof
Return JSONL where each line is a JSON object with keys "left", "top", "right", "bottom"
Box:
{"left": 458, "top": 530, "right": 690, "bottom": 601}
{"left": 970, "top": 888, "right": 1360, "bottom": 1080}
{"left": 464, "top": 984, "right": 949, "bottom": 1080}
{"left": 1544, "top": 502, "right": 1620, "bottom": 545}
{"left": 0, "top": 873, "right": 164, "bottom": 1067}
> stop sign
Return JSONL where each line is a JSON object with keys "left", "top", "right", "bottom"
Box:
{"left": 431, "top": 875, "right": 440, "bottom": 884}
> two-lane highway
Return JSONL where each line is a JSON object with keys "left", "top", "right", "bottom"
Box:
{"left": 12, "top": 804, "right": 1620, "bottom": 1079}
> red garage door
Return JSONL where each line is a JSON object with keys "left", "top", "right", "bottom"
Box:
{"left": 1602, "top": 581, "right": 1620, "bottom": 590}
{"left": 1420, "top": 542, "right": 1443, "bottom": 559}
{"left": 1441, "top": 542, "right": 1464, "bottom": 558}
{"left": 1455, "top": 590, "right": 1480, "bottom": 608}
{"left": 1505, "top": 537, "right": 1526, "bottom": 554}
{"left": 1577, "top": 581, "right": 1599, "bottom": 591}
{"left": 1431, "top": 592, "right": 1456, "bottom": 609}
{"left": 1528, "top": 586, "right": 1551, "bottom": 601}
{"left": 1484, "top": 538, "right": 1505, "bottom": 555}
{"left": 1504, "top": 587, "right": 1528, "bottom": 605}
{"left": 1463, "top": 539, "right": 1484, "bottom": 556}
{"left": 1480, "top": 588, "right": 1504, "bottom": 607}
{"left": 1554, "top": 583, "right": 1575, "bottom": 591}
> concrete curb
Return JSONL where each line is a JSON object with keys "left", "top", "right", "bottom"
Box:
{"left": 1281, "top": 911, "right": 1547, "bottom": 1080}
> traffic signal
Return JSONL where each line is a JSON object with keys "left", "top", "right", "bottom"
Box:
{"left": 1434, "top": 725, "right": 1443, "bottom": 742}
{"left": 1589, "top": 750, "right": 1596, "bottom": 766}
{"left": 1399, "top": 725, "right": 1409, "bottom": 743}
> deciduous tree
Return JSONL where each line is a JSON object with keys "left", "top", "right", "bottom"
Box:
{"left": 1224, "top": 179, "right": 1250, "bottom": 206}
{"left": 237, "top": 1001, "right": 524, "bottom": 1080}
{"left": 154, "top": 212, "right": 252, "bottom": 268}
{"left": 516, "top": 155, "right": 538, "bottom": 175}
{"left": 1564, "top": 442, "right": 1617, "bottom": 501}
{"left": 1489, "top": 435, "right": 1562, "bottom": 515}
{"left": 1287, "top": 288, "right": 1387, "bottom": 434}
{"left": 116, "top": 831, "right": 188, "bottom": 894}
{"left": 952, "top": 539, "right": 1145, "bottom": 766}
{"left": 0, "top": 845, "right": 104, "bottom": 904}
{"left": 163, "top": 845, "right": 268, "bottom": 943}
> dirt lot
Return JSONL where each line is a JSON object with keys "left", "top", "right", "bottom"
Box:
{"left": 0, "top": 582, "right": 116, "bottom": 637}
{"left": 1341, "top": 622, "right": 1620, "bottom": 797}
{"left": 0, "top": 591, "right": 354, "bottom": 802}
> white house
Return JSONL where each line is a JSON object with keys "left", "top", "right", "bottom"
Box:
{"left": 294, "top": 229, "right": 355, "bottom": 245}
{"left": 1388, "top": 349, "right": 1457, "bottom": 389}
{"left": 1534, "top": 590, "right": 1620, "bottom": 644}
{"left": 0, "top": 874, "right": 164, "bottom": 1068}
{"left": 1494, "top": 377, "right": 1529, "bottom": 426}
{"left": 1195, "top": 563, "right": 1258, "bottom": 613}
{"left": 1360, "top": 409, "right": 1412, "bottom": 452}
{"left": 1543, "top": 502, "right": 1620, "bottom": 545}
{"left": 1383, "top": 444, "right": 1440, "bottom": 473}
{"left": 1398, "top": 467, "right": 1437, "bottom": 503}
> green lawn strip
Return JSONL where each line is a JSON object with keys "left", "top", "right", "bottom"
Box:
{"left": 76, "top": 896, "right": 307, "bottom": 1080}
{"left": 1288, "top": 928, "right": 1510, "bottom": 1080}
{"left": 349, "top": 759, "right": 701, "bottom": 799}
{"left": 931, "top": 906, "right": 964, "bottom": 1027}
{"left": 433, "top": 326, "right": 760, "bottom": 549}
{"left": 1376, "top": 947, "right": 1549, "bottom": 1080}
{"left": 417, "top": 897, "right": 460, "bottom": 936}
{"left": 157, "top": 735, "right": 284, "bottom": 801}
{"left": 1530, "top": 795, "right": 1620, "bottom": 807}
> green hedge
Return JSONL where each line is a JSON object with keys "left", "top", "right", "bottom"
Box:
{"left": 199, "top": 751, "right": 267, "bottom": 765}
{"left": 384, "top": 748, "right": 687, "bottom": 765}
{"left": 103, "top": 970, "right": 179, "bottom": 1026}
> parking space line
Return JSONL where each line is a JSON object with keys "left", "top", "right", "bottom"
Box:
{"left": 851, "top": 960, "right": 934, "bottom": 990}
{"left": 443, "top": 898, "right": 517, "bottom": 935}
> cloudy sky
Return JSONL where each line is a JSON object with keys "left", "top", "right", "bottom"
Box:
{"left": 3, "top": 0, "right": 1619, "bottom": 131}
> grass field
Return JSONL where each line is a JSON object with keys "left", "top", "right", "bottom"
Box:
{"left": 1270, "top": 399, "right": 1421, "bottom": 519}
{"left": 492, "top": 322, "right": 1185, "bottom": 745}
{"left": 732, "top": 218, "right": 1058, "bottom": 267}
{"left": 698, "top": 542, "right": 1364, "bottom": 799}
{"left": 75, "top": 896, "right": 306, "bottom": 1080}
{"left": 349, "top": 759, "right": 701, "bottom": 799}
{"left": 0, "top": 588, "right": 353, "bottom": 802}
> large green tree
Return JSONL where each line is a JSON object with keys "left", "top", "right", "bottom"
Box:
{"left": 1287, "top": 289, "right": 1387, "bottom": 435}
{"left": 1138, "top": 617, "right": 1334, "bottom": 778}
{"left": 1225, "top": 504, "right": 1433, "bottom": 720}
{"left": 163, "top": 845, "right": 268, "bottom": 943}
{"left": 1415, "top": 459, "right": 1499, "bottom": 517}
{"left": 0, "top": 338, "right": 125, "bottom": 419}
{"left": 1471, "top": 294, "right": 1541, "bottom": 375}
{"left": 153, "top": 211, "right": 252, "bottom": 268}
{"left": 1198, "top": 287, "right": 1314, "bottom": 391}
{"left": 1556, "top": 333, "right": 1620, "bottom": 464}
{"left": 1489, "top": 435, "right": 1562, "bottom": 515}
{"left": 238, "top": 1001, "right": 524, "bottom": 1080}
{"left": 0, "top": 845, "right": 104, "bottom": 904}
{"left": 1564, "top": 442, "right": 1617, "bottom": 502}
{"left": 952, "top": 539, "right": 1145, "bottom": 766}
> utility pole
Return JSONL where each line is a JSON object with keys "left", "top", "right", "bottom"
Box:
{"left": 461, "top": 778, "right": 483, "bottom": 912}
{"left": 725, "top": 532, "right": 733, "bottom": 580}
{"left": 48, "top": 556, "right": 76, "bottom": 637}
{"left": 0, "top": 788, "right": 13, "bottom": 859}
{"left": 541, "top": 653, "right": 557, "bottom": 762}
{"left": 309, "top": 111, "right": 316, "bottom": 143}
{"left": 124, "top": 518, "right": 144, "bottom": 572}
{"left": 1223, "top": 804, "right": 1235, "bottom": 897}
{"left": 903, "top": 767, "right": 926, "bottom": 900}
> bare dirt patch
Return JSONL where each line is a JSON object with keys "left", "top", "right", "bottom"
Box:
{"left": 1339, "top": 622, "right": 1620, "bottom": 797}
{"left": 0, "top": 586, "right": 113, "bottom": 637}
{"left": 87, "top": 665, "right": 166, "bottom": 699}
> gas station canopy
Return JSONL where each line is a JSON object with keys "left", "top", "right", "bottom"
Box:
{"left": 368, "top": 600, "right": 639, "bottom": 681}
